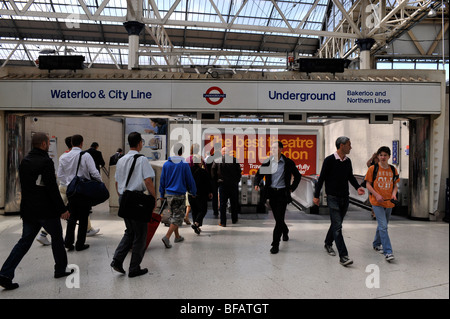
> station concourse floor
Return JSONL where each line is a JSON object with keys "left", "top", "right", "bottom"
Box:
{"left": 0, "top": 202, "right": 448, "bottom": 300}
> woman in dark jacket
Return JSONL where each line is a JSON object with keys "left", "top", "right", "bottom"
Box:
{"left": 189, "top": 156, "right": 213, "bottom": 234}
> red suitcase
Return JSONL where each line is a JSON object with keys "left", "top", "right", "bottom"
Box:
{"left": 145, "top": 199, "right": 166, "bottom": 249}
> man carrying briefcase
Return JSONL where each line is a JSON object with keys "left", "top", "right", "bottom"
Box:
{"left": 111, "top": 132, "right": 156, "bottom": 278}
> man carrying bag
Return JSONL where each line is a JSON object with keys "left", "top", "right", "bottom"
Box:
{"left": 58, "top": 134, "right": 103, "bottom": 252}
{"left": 111, "top": 132, "right": 156, "bottom": 278}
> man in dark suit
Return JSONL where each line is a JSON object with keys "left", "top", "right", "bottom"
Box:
{"left": 86, "top": 142, "right": 105, "bottom": 172}
{"left": 0, "top": 133, "right": 72, "bottom": 290}
{"left": 109, "top": 148, "right": 123, "bottom": 166}
{"left": 211, "top": 147, "right": 242, "bottom": 226}
{"left": 254, "top": 141, "right": 301, "bottom": 254}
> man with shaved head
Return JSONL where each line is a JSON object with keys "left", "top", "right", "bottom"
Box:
{"left": 211, "top": 146, "right": 242, "bottom": 227}
{"left": 0, "top": 133, "right": 71, "bottom": 290}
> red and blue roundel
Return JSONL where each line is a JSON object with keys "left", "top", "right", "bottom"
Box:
{"left": 203, "top": 86, "right": 226, "bottom": 105}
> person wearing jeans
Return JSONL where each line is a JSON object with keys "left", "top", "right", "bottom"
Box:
{"left": 324, "top": 195, "right": 350, "bottom": 259}
{"left": 313, "top": 136, "right": 365, "bottom": 266}
{"left": 371, "top": 206, "right": 393, "bottom": 256}
{"left": 365, "top": 146, "right": 399, "bottom": 261}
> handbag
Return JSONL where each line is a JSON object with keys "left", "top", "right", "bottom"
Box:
{"left": 66, "top": 151, "right": 110, "bottom": 206}
{"left": 118, "top": 154, "right": 155, "bottom": 222}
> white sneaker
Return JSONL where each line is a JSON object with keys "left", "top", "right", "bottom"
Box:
{"left": 385, "top": 254, "right": 395, "bottom": 261}
{"left": 36, "top": 233, "right": 51, "bottom": 246}
{"left": 373, "top": 245, "right": 384, "bottom": 254}
{"left": 86, "top": 228, "right": 100, "bottom": 237}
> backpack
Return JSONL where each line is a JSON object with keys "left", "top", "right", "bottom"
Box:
{"left": 372, "top": 163, "right": 399, "bottom": 183}
{"left": 362, "top": 163, "right": 399, "bottom": 188}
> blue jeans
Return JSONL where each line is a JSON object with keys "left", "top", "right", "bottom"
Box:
{"left": 372, "top": 205, "right": 393, "bottom": 255}
{"left": 0, "top": 218, "right": 68, "bottom": 280}
{"left": 325, "top": 195, "right": 349, "bottom": 258}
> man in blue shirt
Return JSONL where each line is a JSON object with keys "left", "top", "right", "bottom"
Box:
{"left": 159, "top": 143, "right": 197, "bottom": 248}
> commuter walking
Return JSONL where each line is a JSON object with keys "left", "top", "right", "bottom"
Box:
{"left": 0, "top": 133, "right": 71, "bottom": 290}
{"left": 111, "top": 132, "right": 156, "bottom": 277}
{"left": 160, "top": 143, "right": 197, "bottom": 248}
{"left": 86, "top": 142, "right": 105, "bottom": 173}
{"left": 254, "top": 141, "right": 301, "bottom": 254}
{"left": 313, "top": 136, "right": 365, "bottom": 266}
{"left": 205, "top": 146, "right": 220, "bottom": 217}
{"left": 83, "top": 142, "right": 104, "bottom": 237}
{"left": 109, "top": 148, "right": 123, "bottom": 166}
{"left": 69, "top": 137, "right": 101, "bottom": 237}
{"left": 189, "top": 155, "right": 213, "bottom": 234}
{"left": 58, "top": 134, "right": 102, "bottom": 251}
{"left": 366, "top": 151, "right": 379, "bottom": 220}
{"left": 211, "top": 147, "right": 242, "bottom": 226}
{"left": 36, "top": 135, "right": 73, "bottom": 246}
{"left": 184, "top": 143, "right": 203, "bottom": 225}
{"left": 364, "top": 146, "right": 399, "bottom": 262}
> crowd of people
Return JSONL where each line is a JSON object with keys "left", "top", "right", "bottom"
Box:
{"left": 0, "top": 132, "right": 400, "bottom": 290}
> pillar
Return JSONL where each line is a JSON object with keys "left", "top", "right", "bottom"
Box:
{"left": 0, "top": 111, "right": 4, "bottom": 212}
{"left": 356, "top": 38, "right": 375, "bottom": 69}
{"left": 124, "top": 21, "right": 145, "bottom": 70}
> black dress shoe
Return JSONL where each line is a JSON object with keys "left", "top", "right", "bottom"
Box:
{"left": 54, "top": 269, "right": 74, "bottom": 279}
{"left": 128, "top": 268, "right": 148, "bottom": 278}
{"left": 75, "top": 244, "right": 90, "bottom": 251}
{"left": 0, "top": 275, "right": 19, "bottom": 290}
{"left": 270, "top": 246, "right": 279, "bottom": 254}
{"left": 191, "top": 224, "right": 201, "bottom": 235}
{"left": 282, "top": 233, "right": 289, "bottom": 242}
{"left": 111, "top": 261, "right": 126, "bottom": 274}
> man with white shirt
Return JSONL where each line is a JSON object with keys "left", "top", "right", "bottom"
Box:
{"left": 111, "top": 132, "right": 156, "bottom": 278}
{"left": 254, "top": 141, "right": 301, "bottom": 254}
{"left": 58, "top": 134, "right": 102, "bottom": 252}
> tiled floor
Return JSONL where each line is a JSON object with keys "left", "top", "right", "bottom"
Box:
{"left": 0, "top": 202, "right": 448, "bottom": 299}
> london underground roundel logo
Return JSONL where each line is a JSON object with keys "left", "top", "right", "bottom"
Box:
{"left": 203, "top": 86, "right": 226, "bottom": 105}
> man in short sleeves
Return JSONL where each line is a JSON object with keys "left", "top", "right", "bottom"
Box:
{"left": 111, "top": 132, "right": 156, "bottom": 278}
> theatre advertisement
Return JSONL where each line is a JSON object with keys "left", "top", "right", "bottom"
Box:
{"left": 203, "top": 129, "right": 316, "bottom": 176}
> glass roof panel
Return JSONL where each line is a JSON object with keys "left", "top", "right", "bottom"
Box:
{"left": 1, "top": 0, "right": 439, "bottom": 71}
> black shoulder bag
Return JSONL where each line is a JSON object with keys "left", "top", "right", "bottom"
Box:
{"left": 66, "top": 151, "right": 110, "bottom": 207}
{"left": 118, "top": 154, "right": 155, "bottom": 222}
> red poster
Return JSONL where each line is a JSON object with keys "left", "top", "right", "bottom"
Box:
{"left": 205, "top": 134, "right": 316, "bottom": 176}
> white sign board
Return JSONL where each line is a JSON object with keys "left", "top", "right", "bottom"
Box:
{"left": 0, "top": 80, "right": 441, "bottom": 114}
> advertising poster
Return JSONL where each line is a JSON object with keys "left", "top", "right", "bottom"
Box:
{"left": 204, "top": 131, "right": 316, "bottom": 175}
{"left": 124, "top": 118, "right": 167, "bottom": 161}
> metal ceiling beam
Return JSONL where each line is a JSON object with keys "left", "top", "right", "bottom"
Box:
{"left": 330, "top": 0, "right": 363, "bottom": 37}
{"left": 270, "top": 0, "right": 295, "bottom": 33}
{"left": 0, "top": 39, "right": 291, "bottom": 58}
{"left": 0, "top": 8, "right": 361, "bottom": 39}
{"left": 317, "top": 0, "right": 447, "bottom": 61}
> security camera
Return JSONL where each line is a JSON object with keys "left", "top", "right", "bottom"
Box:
{"left": 33, "top": 117, "right": 38, "bottom": 122}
